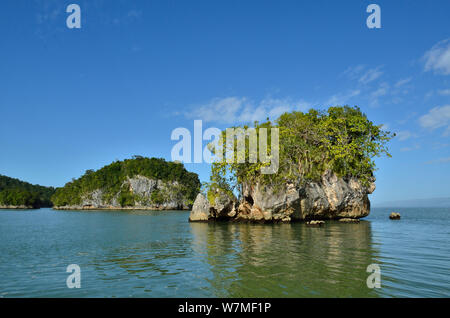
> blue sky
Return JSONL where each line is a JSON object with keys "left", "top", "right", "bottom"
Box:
{"left": 0, "top": 0, "right": 449, "bottom": 204}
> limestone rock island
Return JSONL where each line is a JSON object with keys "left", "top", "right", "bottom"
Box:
{"left": 52, "top": 157, "right": 200, "bottom": 210}
{"left": 190, "top": 106, "right": 393, "bottom": 223}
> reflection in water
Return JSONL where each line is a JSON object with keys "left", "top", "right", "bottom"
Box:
{"left": 190, "top": 221, "right": 381, "bottom": 297}
{"left": 88, "top": 238, "right": 193, "bottom": 293}
{"left": 3, "top": 208, "right": 446, "bottom": 297}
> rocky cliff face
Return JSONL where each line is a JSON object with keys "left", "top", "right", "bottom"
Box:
{"left": 189, "top": 170, "right": 375, "bottom": 222}
{"left": 54, "top": 175, "right": 192, "bottom": 210}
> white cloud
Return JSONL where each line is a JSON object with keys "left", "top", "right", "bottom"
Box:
{"left": 445, "top": 126, "right": 450, "bottom": 137}
{"left": 425, "top": 90, "right": 434, "bottom": 99}
{"left": 35, "top": 0, "right": 62, "bottom": 24}
{"left": 438, "top": 89, "right": 450, "bottom": 96}
{"left": 127, "top": 9, "right": 142, "bottom": 19}
{"left": 419, "top": 105, "right": 450, "bottom": 136}
{"left": 425, "top": 157, "right": 450, "bottom": 165}
{"left": 182, "top": 83, "right": 380, "bottom": 126}
{"left": 33, "top": 0, "right": 66, "bottom": 40}
{"left": 325, "top": 90, "right": 361, "bottom": 106}
{"left": 424, "top": 39, "right": 450, "bottom": 75}
{"left": 186, "top": 97, "right": 246, "bottom": 124}
{"left": 400, "top": 145, "right": 420, "bottom": 152}
{"left": 368, "top": 82, "right": 389, "bottom": 107}
{"left": 183, "top": 88, "right": 364, "bottom": 125}
{"left": 358, "top": 67, "right": 383, "bottom": 84}
{"left": 432, "top": 142, "right": 450, "bottom": 150}
{"left": 342, "top": 65, "right": 383, "bottom": 85}
{"left": 395, "top": 77, "right": 412, "bottom": 88}
{"left": 342, "top": 65, "right": 365, "bottom": 79}
{"left": 371, "top": 83, "right": 389, "bottom": 99}
{"left": 396, "top": 130, "right": 414, "bottom": 141}
{"left": 184, "top": 97, "right": 311, "bottom": 124}
{"left": 397, "top": 112, "right": 418, "bottom": 125}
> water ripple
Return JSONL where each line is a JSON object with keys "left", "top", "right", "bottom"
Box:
{"left": 0, "top": 208, "right": 449, "bottom": 297}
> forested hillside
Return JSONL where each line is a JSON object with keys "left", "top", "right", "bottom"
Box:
{"left": 51, "top": 157, "right": 201, "bottom": 208}
{"left": 0, "top": 175, "right": 55, "bottom": 208}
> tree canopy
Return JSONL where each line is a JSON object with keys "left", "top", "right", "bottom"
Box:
{"left": 0, "top": 175, "right": 55, "bottom": 208}
{"left": 51, "top": 157, "right": 201, "bottom": 207}
{"left": 206, "top": 106, "right": 394, "bottom": 197}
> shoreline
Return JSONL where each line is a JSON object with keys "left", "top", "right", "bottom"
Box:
{"left": 53, "top": 206, "right": 191, "bottom": 211}
{"left": 0, "top": 205, "right": 37, "bottom": 210}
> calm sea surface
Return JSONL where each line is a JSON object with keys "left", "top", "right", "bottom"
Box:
{"left": 0, "top": 207, "right": 449, "bottom": 297}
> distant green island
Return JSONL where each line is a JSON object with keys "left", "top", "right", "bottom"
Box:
{"left": 51, "top": 157, "right": 201, "bottom": 210}
{"left": 1, "top": 157, "right": 201, "bottom": 211}
{"left": 0, "top": 175, "right": 55, "bottom": 209}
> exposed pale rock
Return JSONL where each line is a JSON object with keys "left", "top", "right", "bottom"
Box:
{"left": 128, "top": 176, "right": 158, "bottom": 197}
{"left": 389, "top": 212, "right": 401, "bottom": 220}
{"left": 189, "top": 194, "right": 210, "bottom": 222}
{"left": 211, "top": 191, "right": 236, "bottom": 219}
{"left": 306, "top": 220, "right": 325, "bottom": 225}
{"left": 250, "top": 206, "right": 264, "bottom": 221}
{"left": 339, "top": 218, "right": 360, "bottom": 223}
{"left": 189, "top": 170, "right": 375, "bottom": 223}
{"left": 0, "top": 205, "right": 36, "bottom": 209}
{"left": 54, "top": 175, "right": 192, "bottom": 211}
{"left": 239, "top": 170, "right": 373, "bottom": 222}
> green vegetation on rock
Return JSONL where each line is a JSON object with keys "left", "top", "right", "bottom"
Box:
{"left": 206, "top": 106, "right": 394, "bottom": 195}
{"left": 0, "top": 175, "right": 55, "bottom": 208}
{"left": 51, "top": 156, "right": 201, "bottom": 207}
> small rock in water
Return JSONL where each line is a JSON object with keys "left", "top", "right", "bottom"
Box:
{"left": 306, "top": 220, "right": 325, "bottom": 226}
{"left": 389, "top": 212, "right": 401, "bottom": 220}
{"left": 339, "top": 218, "right": 360, "bottom": 223}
